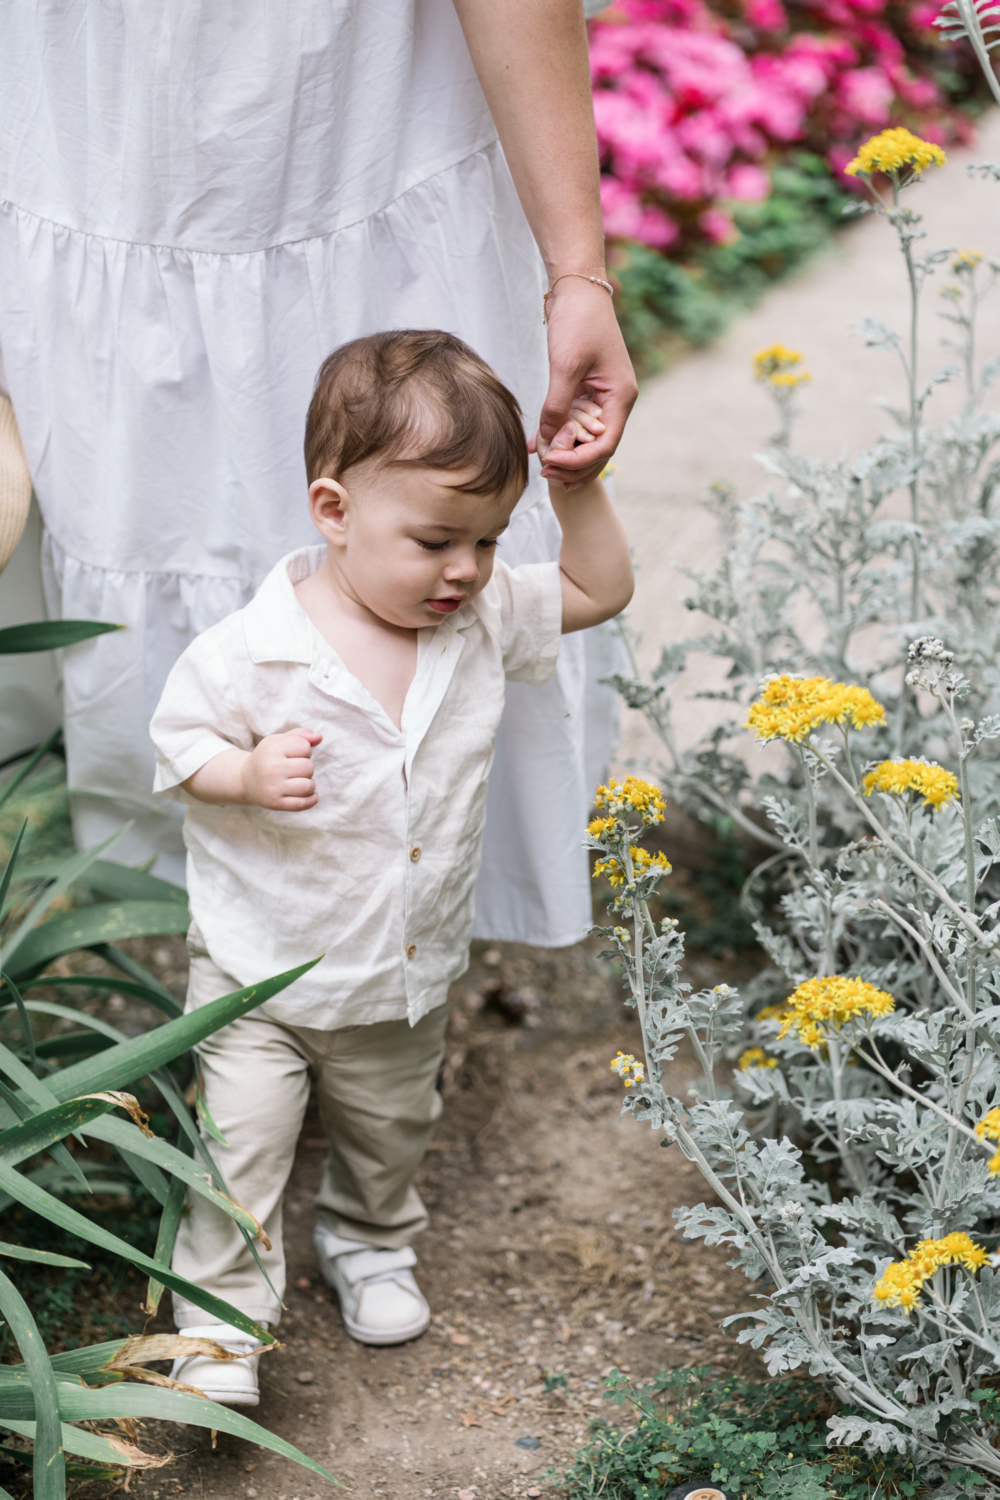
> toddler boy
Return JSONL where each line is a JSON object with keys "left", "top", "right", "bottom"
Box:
{"left": 151, "top": 329, "right": 633, "bottom": 1404}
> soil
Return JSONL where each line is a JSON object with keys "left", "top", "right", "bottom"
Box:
{"left": 34, "top": 928, "right": 766, "bottom": 1500}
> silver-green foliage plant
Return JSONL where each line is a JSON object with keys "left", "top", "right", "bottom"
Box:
{"left": 597, "top": 133, "right": 1000, "bottom": 1491}
{"left": 0, "top": 622, "right": 334, "bottom": 1496}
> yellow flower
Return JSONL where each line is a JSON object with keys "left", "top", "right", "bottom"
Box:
{"left": 778, "top": 975, "right": 895, "bottom": 1050}
{"left": 753, "top": 345, "right": 810, "bottom": 387}
{"left": 746, "top": 675, "right": 885, "bottom": 744}
{"left": 873, "top": 1232, "right": 988, "bottom": 1310}
{"left": 738, "top": 1047, "right": 778, "bottom": 1070}
{"left": 610, "top": 1051, "right": 645, "bottom": 1086}
{"left": 755, "top": 1002, "right": 791, "bottom": 1025}
{"left": 862, "top": 758, "right": 959, "bottom": 811}
{"left": 593, "top": 777, "right": 666, "bottom": 824}
{"left": 845, "top": 128, "right": 946, "bottom": 180}
{"left": 975, "top": 1108, "right": 1000, "bottom": 1173}
{"left": 951, "top": 249, "right": 983, "bottom": 271}
{"left": 593, "top": 847, "right": 671, "bottom": 888}
{"left": 588, "top": 815, "right": 616, "bottom": 838}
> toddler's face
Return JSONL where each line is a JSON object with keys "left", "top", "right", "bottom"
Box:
{"left": 309, "top": 460, "right": 516, "bottom": 630}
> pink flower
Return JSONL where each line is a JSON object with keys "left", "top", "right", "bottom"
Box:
{"left": 726, "top": 162, "right": 771, "bottom": 199}
{"left": 836, "top": 65, "right": 894, "bottom": 124}
{"left": 745, "top": 0, "right": 788, "bottom": 28}
{"left": 700, "top": 206, "right": 738, "bottom": 242}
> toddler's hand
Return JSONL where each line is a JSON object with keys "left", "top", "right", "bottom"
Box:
{"left": 532, "top": 396, "right": 606, "bottom": 468}
{"left": 241, "top": 728, "right": 321, "bottom": 811}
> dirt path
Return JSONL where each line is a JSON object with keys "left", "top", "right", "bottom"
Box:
{"left": 104, "top": 935, "right": 762, "bottom": 1500}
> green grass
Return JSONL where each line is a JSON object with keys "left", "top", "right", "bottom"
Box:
{"left": 558, "top": 1367, "right": 924, "bottom": 1500}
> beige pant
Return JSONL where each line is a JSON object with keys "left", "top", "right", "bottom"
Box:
{"left": 171, "top": 938, "right": 449, "bottom": 1328}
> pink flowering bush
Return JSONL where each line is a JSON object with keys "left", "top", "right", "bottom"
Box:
{"left": 591, "top": 0, "right": 976, "bottom": 256}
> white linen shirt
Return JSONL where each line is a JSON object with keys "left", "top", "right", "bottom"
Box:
{"left": 150, "top": 545, "right": 562, "bottom": 1028}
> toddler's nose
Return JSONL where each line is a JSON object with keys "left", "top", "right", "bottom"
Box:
{"left": 444, "top": 552, "right": 479, "bottom": 584}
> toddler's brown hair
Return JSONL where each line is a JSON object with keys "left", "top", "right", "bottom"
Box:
{"left": 304, "top": 330, "right": 529, "bottom": 499}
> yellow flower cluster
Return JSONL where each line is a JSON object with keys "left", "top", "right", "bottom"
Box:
{"left": 738, "top": 1047, "right": 778, "bottom": 1070}
{"left": 746, "top": 676, "right": 886, "bottom": 743}
{"left": 610, "top": 1051, "right": 645, "bottom": 1087}
{"left": 845, "top": 128, "right": 947, "bottom": 180}
{"left": 778, "top": 975, "right": 895, "bottom": 1050}
{"left": 862, "top": 758, "right": 959, "bottom": 811}
{"left": 755, "top": 1002, "right": 790, "bottom": 1024}
{"left": 753, "top": 344, "right": 811, "bottom": 388}
{"left": 588, "top": 814, "right": 616, "bottom": 838}
{"left": 872, "top": 1233, "right": 988, "bottom": 1311}
{"left": 975, "top": 1108, "right": 1000, "bottom": 1175}
{"left": 593, "top": 777, "right": 666, "bottom": 824}
{"left": 952, "top": 248, "right": 983, "bottom": 271}
{"left": 593, "top": 848, "right": 671, "bottom": 888}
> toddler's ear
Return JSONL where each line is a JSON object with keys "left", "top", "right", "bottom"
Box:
{"left": 308, "top": 476, "right": 351, "bottom": 544}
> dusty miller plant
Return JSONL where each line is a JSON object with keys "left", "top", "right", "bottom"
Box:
{"left": 597, "top": 129, "right": 1000, "bottom": 1492}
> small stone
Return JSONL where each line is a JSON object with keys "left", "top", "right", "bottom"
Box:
{"left": 246, "top": 1490, "right": 258, "bottom": 1498}
{"left": 295, "top": 1370, "right": 316, "bottom": 1385}
{"left": 514, "top": 1436, "right": 542, "bottom": 1451}
{"left": 451, "top": 1333, "right": 470, "bottom": 1345}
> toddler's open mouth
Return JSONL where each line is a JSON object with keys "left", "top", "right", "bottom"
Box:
{"left": 427, "top": 596, "right": 466, "bottom": 614}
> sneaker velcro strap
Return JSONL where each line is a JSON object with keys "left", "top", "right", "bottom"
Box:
{"left": 338, "top": 1246, "right": 417, "bottom": 1286}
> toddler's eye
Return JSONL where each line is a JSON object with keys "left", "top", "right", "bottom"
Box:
{"left": 417, "top": 539, "right": 449, "bottom": 552}
{"left": 478, "top": 538, "right": 500, "bottom": 550}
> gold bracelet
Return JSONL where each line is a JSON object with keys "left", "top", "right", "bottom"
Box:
{"left": 542, "top": 272, "right": 615, "bottom": 322}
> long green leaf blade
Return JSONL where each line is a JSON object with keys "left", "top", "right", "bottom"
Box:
{"left": 0, "top": 1265, "right": 65, "bottom": 1498}
{"left": 0, "top": 1160, "right": 275, "bottom": 1344}
{"left": 0, "top": 819, "right": 27, "bottom": 923}
{"left": 0, "top": 1241, "right": 90, "bottom": 1270}
{"left": 0, "top": 729, "right": 63, "bottom": 813}
{"left": 0, "top": 1417, "right": 153, "bottom": 1469}
{"left": 46, "top": 959, "right": 320, "bottom": 1101}
{"left": 8, "top": 899, "right": 189, "bottom": 981}
{"left": 0, "top": 620, "right": 123, "bottom": 654}
{"left": 12, "top": 857, "right": 187, "bottom": 907}
{"left": 0, "top": 1095, "right": 119, "bottom": 1161}
{"left": 3, "top": 827, "right": 129, "bottom": 970}
{"left": 145, "top": 1150, "right": 189, "bottom": 1315}
{"left": 16, "top": 976, "right": 182, "bottom": 1020}
{"left": 3, "top": 1385, "right": 340, "bottom": 1487}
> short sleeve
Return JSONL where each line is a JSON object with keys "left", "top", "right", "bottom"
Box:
{"left": 150, "top": 617, "right": 254, "bottom": 802}
{"left": 492, "top": 559, "right": 563, "bottom": 685}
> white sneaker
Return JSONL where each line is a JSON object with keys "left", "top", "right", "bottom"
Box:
{"left": 313, "top": 1227, "right": 431, "bottom": 1345}
{"left": 170, "top": 1322, "right": 268, "bottom": 1406}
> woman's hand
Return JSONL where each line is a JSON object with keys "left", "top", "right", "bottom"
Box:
{"left": 533, "top": 276, "right": 637, "bottom": 489}
{"left": 534, "top": 392, "right": 606, "bottom": 471}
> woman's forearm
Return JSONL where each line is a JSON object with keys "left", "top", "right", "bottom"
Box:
{"left": 450, "top": 0, "right": 605, "bottom": 280}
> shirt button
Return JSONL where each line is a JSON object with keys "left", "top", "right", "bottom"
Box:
{"left": 410, "top": 846, "right": 421, "bottom": 862}
{"left": 406, "top": 943, "right": 417, "bottom": 960}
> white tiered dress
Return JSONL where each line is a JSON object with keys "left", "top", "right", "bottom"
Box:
{"left": 0, "top": 0, "right": 618, "bottom": 946}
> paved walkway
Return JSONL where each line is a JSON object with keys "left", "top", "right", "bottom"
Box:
{"left": 614, "top": 110, "right": 1000, "bottom": 765}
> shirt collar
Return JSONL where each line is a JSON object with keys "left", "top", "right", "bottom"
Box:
{"left": 242, "top": 546, "right": 324, "bottom": 664}
{"left": 242, "top": 543, "right": 481, "bottom": 665}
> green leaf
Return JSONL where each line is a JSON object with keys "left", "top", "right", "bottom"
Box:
{"left": 0, "top": 620, "right": 123, "bottom": 654}
{"left": 30, "top": 1032, "right": 114, "bottom": 1062}
{"left": 145, "top": 1137, "right": 191, "bottom": 1314}
{"left": 0, "top": 1094, "right": 120, "bottom": 1162}
{"left": 0, "top": 818, "right": 27, "bottom": 922}
{"left": 46, "top": 958, "right": 320, "bottom": 1101}
{"left": 3, "top": 972, "right": 36, "bottom": 1071}
{"left": 0, "top": 1047, "right": 91, "bottom": 1193}
{"left": 0, "top": 1417, "right": 152, "bottom": 1470}
{"left": 0, "top": 1264, "right": 65, "bottom": 1498}
{"left": 0, "top": 1240, "right": 90, "bottom": 1269}
{"left": 0, "top": 1160, "right": 275, "bottom": 1344}
{"left": 0, "top": 729, "right": 62, "bottom": 813}
{"left": 3, "top": 827, "right": 129, "bottom": 971}
{"left": 12, "top": 856, "right": 187, "bottom": 907}
{"left": 3, "top": 1384, "right": 341, "bottom": 1488}
{"left": 8, "top": 899, "right": 189, "bottom": 981}
{"left": 83, "top": 1115, "right": 265, "bottom": 1238}
{"left": 18, "top": 974, "right": 182, "bottom": 1020}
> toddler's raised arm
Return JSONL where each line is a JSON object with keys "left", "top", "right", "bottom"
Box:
{"left": 538, "top": 399, "right": 634, "bottom": 634}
